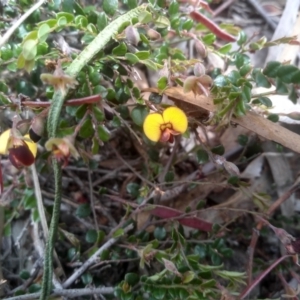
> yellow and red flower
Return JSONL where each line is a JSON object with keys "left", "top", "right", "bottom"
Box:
{"left": 0, "top": 129, "right": 37, "bottom": 168}
{"left": 143, "top": 107, "right": 188, "bottom": 143}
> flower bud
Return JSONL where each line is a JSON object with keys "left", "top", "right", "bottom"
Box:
{"left": 125, "top": 26, "right": 140, "bottom": 46}
{"left": 8, "top": 144, "right": 35, "bottom": 168}
{"left": 29, "top": 116, "right": 45, "bottom": 142}
{"left": 194, "top": 38, "right": 207, "bottom": 57}
{"left": 147, "top": 28, "right": 161, "bottom": 40}
{"left": 0, "top": 129, "right": 37, "bottom": 169}
{"left": 16, "top": 120, "right": 31, "bottom": 136}
{"left": 193, "top": 62, "right": 206, "bottom": 77}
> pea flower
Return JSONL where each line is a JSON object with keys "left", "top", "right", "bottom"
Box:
{"left": 40, "top": 60, "right": 77, "bottom": 93}
{"left": 0, "top": 129, "right": 37, "bottom": 168}
{"left": 143, "top": 107, "right": 188, "bottom": 143}
{"left": 45, "top": 136, "right": 79, "bottom": 167}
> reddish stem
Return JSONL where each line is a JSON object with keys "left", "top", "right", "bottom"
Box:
{"left": 190, "top": 11, "right": 236, "bottom": 42}
{"left": 22, "top": 94, "right": 101, "bottom": 108}
{"left": 239, "top": 255, "right": 290, "bottom": 299}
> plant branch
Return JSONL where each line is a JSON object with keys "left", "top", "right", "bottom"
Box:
{"left": 40, "top": 5, "right": 148, "bottom": 300}
{"left": 62, "top": 223, "right": 134, "bottom": 288}
{"left": 3, "top": 287, "right": 114, "bottom": 300}
{"left": 240, "top": 255, "right": 290, "bottom": 299}
{"left": 0, "top": 0, "right": 46, "bottom": 48}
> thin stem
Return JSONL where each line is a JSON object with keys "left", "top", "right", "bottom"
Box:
{"left": 62, "top": 224, "right": 134, "bottom": 288}
{"left": 4, "top": 287, "right": 114, "bottom": 300}
{"left": 40, "top": 159, "right": 62, "bottom": 300}
{"left": 0, "top": 0, "right": 46, "bottom": 48}
{"left": 40, "top": 5, "right": 148, "bottom": 300}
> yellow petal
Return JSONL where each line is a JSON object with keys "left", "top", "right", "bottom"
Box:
{"left": 24, "top": 134, "right": 37, "bottom": 158}
{"left": 0, "top": 129, "right": 11, "bottom": 155}
{"left": 162, "top": 107, "right": 188, "bottom": 134}
{"left": 143, "top": 113, "right": 164, "bottom": 142}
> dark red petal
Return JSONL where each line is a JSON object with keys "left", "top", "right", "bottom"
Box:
{"left": 289, "top": 239, "right": 300, "bottom": 254}
{"left": 160, "top": 129, "right": 171, "bottom": 142}
{"left": 8, "top": 145, "right": 35, "bottom": 168}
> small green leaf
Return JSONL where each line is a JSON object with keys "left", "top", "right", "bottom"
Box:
{"left": 263, "top": 61, "right": 281, "bottom": 78}
{"left": 97, "top": 124, "right": 110, "bottom": 141}
{"left": 227, "top": 70, "right": 241, "bottom": 85}
{"left": 24, "top": 190, "right": 36, "bottom": 210}
{"left": 237, "top": 31, "right": 247, "bottom": 45}
{"left": 214, "top": 75, "right": 228, "bottom": 87}
{"left": 196, "top": 149, "right": 209, "bottom": 164}
{"left": 57, "top": 16, "right": 67, "bottom": 27}
{"left": 56, "top": 12, "right": 74, "bottom": 23}
{"left": 37, "top": 42, "right": 48, "bottom": 56}
{"left": 113, "top": 228, "right": 124, "bottom": 238}
{"left": 126, "top": 182, "right": 140, "bottom": 197}
{"left": 234, "top": 53, "right": 244, "bottom": 69}
{"left": 168, "top": 1, "right": 179, "bottom": 15}
{"left": 68, "top": 248, "right": 77, "bottom": 261}
{"left": 138, "top": 11, "right": 152, "bottom": 23}
{"left": 241, "top": 85, "right": 251, "bottom": 103}
{"left": 0, "top": 93, "right": 11, "bottom": 105}
{"left": 275, "top": 78, "right": 288, "bottom": 94}
{"left": 154, "top": 227, "right": 166, "bottom": 240}
{"left": 76, "top": 203, "right": 91, "bottom": 218}
{"left": 28, "top": 284, "right": 41, "bottom": 293}
{"left": 38, "top": 24, "right": 51, "bottom": 43}
{"left": 153, "top": 287, "right": 167, "bottom": 299}
{"left": 87, "top": 24, "right": 97, "bottom": 34}
{"left": 128, "top": 0, "right": 137, "bottom": 9}
{"left": 277, "top": 65, "right": 300, "bottom": 83}
{"left": 131, "top": 105, "right": 149, "bottom": 126}
{"left": 0, "top": 81, "right": 8, "bottom": 93}
{"left": 202, "top": 33, "right": 216, "bottom": 45}
{"left": 182, "top": 271, "right": 195, "bottom": 284}
{"left": 0, "top": 44, "right": 13, "bottom": 61}
{"left": 182, "top": 19, "right": 194, "bottom": 31}
{"left": 289, "top": 85, "right": 298, "bottom": 104}
{"left": 86, "top": 229, "right": 98, "bottom": 243}
{"left": 240, "top": 64, "right": 252, "bottom": 77}
{"left": 135, "top": 51, "right": 150, "bottom": 60}
{"left": 79, "top": 118, "right": 94, "bottom": 138}
{"left": 211, "top": 145, "right": 224, "bottom": 155}
{"left": 254, "top": 70, "right": 271, "bottom": 88}
{"left": 200, "top": 279, "right": 217, "bottom": 288}
{"left": 218, "top": 43, "right": 232, "bottom": 54}
{"left": 194, "top": 244, "right": 206, "bottom": 258}
{"left": 112, "top": 42, "right": 127, "bottom": 56}
{"left": 237, "top": 134, "right": 248, "bottom": 146}
{"left": 62, "top": 0, "right": 74, "bottom": 13}
{"left": 211, "top": 252, "right": 222, "bottom": 265}
{"left": 93, "top": 106, "right": 105, "bottom": 122}
{"left": 157, "top": 76, "right": 168, "bottom": 90}
{"left": 149, "top": 93, "right": 162, "bottom": 104}
{"left": 267, "top": 114, "right": 279, "bottom": 122}
{"left": 252, "top": 96, "right": 272, "bottom": 107}
{"left": 19, "top": 270, "right": 30, "bottom": 280}
{"left": 125, "top": 273, "right": 140, "bottom": 285}
{"left": 81, "top": 273, "right": 93, "bottom": 285}
{"left": 125, "top": 53, "right": 139, "bottom": 64}
{"left": 155, "top": 15, "right": 170, "bottom": 28}
{"left": 97, "top": 12, "right": 108, "bottom": 30}
{"left": 22, "top": 40, "right": 37, "bottom": 61}
{"left": 103, "top": 0, "right": 118, "bottom": 15}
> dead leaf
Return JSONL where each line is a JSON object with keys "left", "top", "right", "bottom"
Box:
{"left": 150, "top": 206, "right": 213, "bottom": 232}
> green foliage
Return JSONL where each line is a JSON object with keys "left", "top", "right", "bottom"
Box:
{"left": 1, "top": 1, "right": 299, "bottom": 299}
